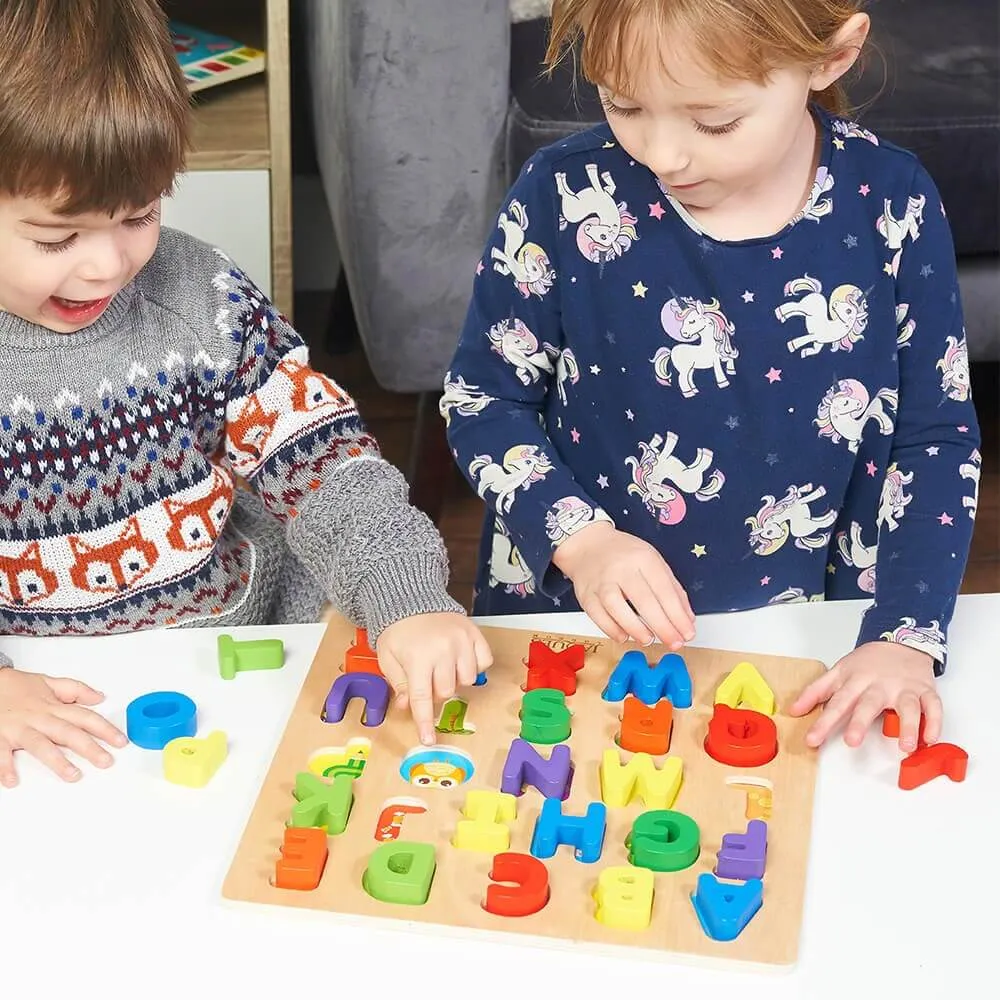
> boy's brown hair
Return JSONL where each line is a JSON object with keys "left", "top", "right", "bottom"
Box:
{"left": 546, "top": 0, "right": 870, "bottom": 117}
{"left": 0, "top": 0, "right": 191, "bottom": 216}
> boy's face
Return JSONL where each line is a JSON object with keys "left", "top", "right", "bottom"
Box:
{"left": 0, "top": 194, "right": 161, "bottom": 333}
{"left": 597, "top": 33, "right": 819, "bottom": 213}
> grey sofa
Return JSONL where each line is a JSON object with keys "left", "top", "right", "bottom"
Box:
{"left": 303, "top": 0, "right": 999, "bottom": 521}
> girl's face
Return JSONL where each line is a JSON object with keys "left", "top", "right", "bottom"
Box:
{"left": 597, "top": 35, "right": 821, "bottom": 212}
{"left": 0, "top": 194, "right": 161, "bottom": 333}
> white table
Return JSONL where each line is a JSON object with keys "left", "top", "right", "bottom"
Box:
{"left": 1, "top": 596, "right": 996, "bottom": 999}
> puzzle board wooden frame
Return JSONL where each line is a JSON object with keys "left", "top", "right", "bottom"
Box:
{"left": 222, "top": 614, "right": 825, "bottom": 968}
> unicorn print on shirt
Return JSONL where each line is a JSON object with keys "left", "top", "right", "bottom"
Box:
{"left": 625, "top": 431, "right": 725, "bottom": 525}
{"left": 486, "top": 318, "right": 557, "bottom": 385}
{"left": 469, "top": 444, "right": 555, "bottom": 515}
{"left": 797, "top": 166, "right": 834, "bottom": 222}
{"left": 651, "top": 296, "right": 738, "bottom": 397}
{"left": 555, "top": 164, "right": 639, "bottom": 264}
{"left": 814, "top": 378, "right": 898, "bottom": 453}
{"left": 545, "top": 496, "right": 613, "bottom": 542}
{"left": 836, "top": 521, "right": 877, "bottom": 593}
{"left": 880, "top": 617, "right": 946, "bottom": 661}
{"left": 877, "top": 463, "right": 914, "bottom": 532}
{"left": 895, "top": 302, "right": 916, "bottom": 349}
{"left": 877, "top": 193, "right": 926, "bottom": 277}
{"left": 936, "top": 333, "right": 971, "bottom": 402}
{"left": 488, "top": 516, "right": 535, "bottom": 597}
{"left": 554, "top": 349, "right": 580, "bottom": 405}
{"left": 490, "top": 198, "right": 556, "bottom": 298}
{"left": 776, "top": 275, "right": 869, "bottom": 357}
{"left": 439, "top": 373, "right": 496, "bottom": 426}
{"left": 960, "top": 449, "right": 981, "bottom": 520}
{"left": 745, "top": 483, "right": 838, "bottom": 555}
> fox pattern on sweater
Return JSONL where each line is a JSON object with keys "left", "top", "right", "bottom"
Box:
{"left": 442, "top": 108, "right": 982, "bottom": 667}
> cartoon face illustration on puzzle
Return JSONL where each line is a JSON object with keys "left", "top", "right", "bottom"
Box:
{"left": 399, "top": 747, "right": 475, "bottom": 789}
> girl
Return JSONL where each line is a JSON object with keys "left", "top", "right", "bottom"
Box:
{"left": 441, "top": 0, "right": 981, "bottom": 755}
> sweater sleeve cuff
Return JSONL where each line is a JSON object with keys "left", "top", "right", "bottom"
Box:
{"left": 354, "top": 555, "right": 466, "bottom": 644}
{"left": 0, "top": 650, "right": 12, "bottom": 669}
{"left": 855, "top": 606, "right": 949, "bottom": 675}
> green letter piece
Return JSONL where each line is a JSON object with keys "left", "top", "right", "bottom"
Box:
{"left": 290, "top": 772, "right": 354, "bottom": 834}
{"left": 627, "top": 809, "right": 700, "bottom": 872}
{"left": 218, "top": 634, "right": 285, "bottom": 680}
{"left": 362, "top": 841, "right": 437, "bottom": 905}
{"left": 519, "top": 688, "right": 572, "bottom": 744}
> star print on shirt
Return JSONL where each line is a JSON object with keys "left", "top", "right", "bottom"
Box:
{"left": 597, "top": 475, "right": 609, "bottom": 489}
{"left": 742, "top": 290, "right": 755, "bottom": 302}
{"left": 760, "top": 576, "right": 771, "bottom": 586}
{"left": 605, "top": 331, "right": 616, "bottom": 344}
{"left": 590, "top": 365, "right": 601, "bottom": 375}
{"left": 765, "top": 367, "right": 782, "bottom": 383}
{"left": 938, "top": 512, "right": 954, "bottom": 525}
{"left": 649, "top": 202, "right": 665, "bottom": 220}
{"left": 844, "top": 234, "right": 858, "bottom": 248}
{"left": 765, "top": 453, "right": 779, "bottom": 465}
{"left": 926, "top": 446, "right": 939, "bottom": 456}
{"left": 826, "top": 563, "right": 836, "bottom": 574}
{"left": 632, "top": 281, "right": 648, "bottom": 298}
{"left": 921, "top": 264, "right": 934, "bottom": 278}
{"left": 691, "top": 544, "right": 707, "bottom": 558}
{"left": 603, "top": 141, "right": 615, "bottom": 148}
{"left": 570, "top": 428, "right": 581, "bottom": 443}
{"left": 725, "top": 416, "right": 739, "bottom": 429}
{"left": 475, "top": 260, "right": 484, "bottom": 275}
{"left": 916, "top": 581, "right": 930, "bottom": 594}
{"left": 859, "top": 184, "right": 870, "bottom": 196}
{"left": 866, "top": 461, "right": 878, "bottom": 476}
{"left": 771, "top": 247, "right": 784, "bottom": 259}
{"left": 833, "top": 137, "right": 846, "bottom": 150}
{"left": 625, "top": 409, "right": 635, "bottom": 420}
{"left": 958, "top": 425, "right": 969, "bottom": 433}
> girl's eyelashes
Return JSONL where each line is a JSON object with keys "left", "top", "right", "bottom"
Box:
{"left": 695, "top": 118, "right": 742, "bottom": 135}
{"left": 34, "top": 206, "right": 159, "bottom": 253}
{"left": 600, "top": 95, "right": 640, "bottom": 119}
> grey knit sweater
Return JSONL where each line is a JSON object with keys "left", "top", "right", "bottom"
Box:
{"left": 0, "top": 228, "right": 464, "bottom": 667}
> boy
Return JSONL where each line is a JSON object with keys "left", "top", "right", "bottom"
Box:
{"left": 0, "top": 0, "right": 490, "bottom": 786}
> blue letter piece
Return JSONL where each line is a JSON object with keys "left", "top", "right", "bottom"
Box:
{"left": 690, "top": 873, "right": 763, "bottom": 941}
{"left": 601, "top": 650, "right": 692, "bottom": 708}
{"left": 530, "top": 798, "right": 606, "bottom": 863}
{"left": 126, "top": 691, "right": 197, "bottom": 750}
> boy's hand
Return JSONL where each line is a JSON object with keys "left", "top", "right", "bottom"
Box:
{"left": 0, "top": 668, "right": 128, "bottom": 787}
{"left": 552, "top": 522, "right": 696, "bottom": 649}
{"left": 376, "top": 612, "right": 493, "bottom": 746}
{"left": 789, "top": 641, "right": 940, "bottom": 752}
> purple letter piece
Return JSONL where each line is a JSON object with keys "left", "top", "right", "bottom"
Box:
{"left": 716, "top": 819, "right": 768, "bottom": 880}
{"left": 500, "top": 738, "right": 573, "bottom": 799}
{"left": 323, "top": 673, "right": 391, "bottom": 727}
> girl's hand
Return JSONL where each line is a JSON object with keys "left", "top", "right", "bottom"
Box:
{"left": 789, "top": 641, "right": 940, "bottom": 752}
{"left": 0, "top": 668, "right": 128, "bottom": 786}
{"left": 552, "top": 522, "right": 696, "bottom": 650}
{"left": 376, "top": 612, "right": 493, "bottom": 746}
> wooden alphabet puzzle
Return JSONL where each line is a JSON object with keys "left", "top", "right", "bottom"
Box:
{"left": 222, "top": 614, "right": 825, "bottom": 968}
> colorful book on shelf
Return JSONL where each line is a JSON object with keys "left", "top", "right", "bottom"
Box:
{"left": 170, "top": 20, "right": 266, "bottom": 93}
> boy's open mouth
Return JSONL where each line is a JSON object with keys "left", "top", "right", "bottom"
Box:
{"left": 48, "top": 294, "right": 113, "bottom": 324}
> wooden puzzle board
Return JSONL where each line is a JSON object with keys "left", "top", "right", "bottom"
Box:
{"left": 222, "top": 614, "right": 825, "bottom": 968}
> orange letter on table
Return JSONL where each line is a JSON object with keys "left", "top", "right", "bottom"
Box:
{"left": 619, "top": 695, "right": 672, "bottom": 755}
{"left": 484, "top": 852, "right": 550, "bottom": 917}
{"left": 275, "top": 826, "right": 329, "bottom": 890}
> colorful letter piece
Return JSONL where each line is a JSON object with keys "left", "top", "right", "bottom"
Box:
{"left": 898, "top": 743, "right": 969, "bottom": 790}
{"left": 704, "top": 704, "right": 778, "bottom": 767}
{"left": 217, "top": 633, "right": 285, "bottom": 680}
{"left": 594, "top": 866, "right": 655, "bottom": 931}
{"left": 474, "top": 672, "right": 488, "bottom": 686}
{"left": 691, "top": 873, "right": 763, "bottom": 941}
{"left": 714, "top": 661, "right": 775, "bottom": 716}
{"left": 362, "top": 841, "right": 437, "bottom": 906}
{"left": 716, "top": 819, "right": 768, "bottom": 880}
{"left": 500, "top": 738, "right": 573, "bottom": 799}
{"left": 274, "top": 826, "right": 328, "bottom": 890}
{"left": 525, "top": 641, "right": 585, "bottom": 695}
{"left": 619, "top": 695, "right": 673, "bottom": 755}
{"left": 530, "top": 798, "right": 607, "bottom": 863}
{"left": 599, "top": 749, "right": 683, "bottom": 809}
{"left": 162, "top": 730, "right": 228, "bottom": 787}
{"left": 322, "top": 672, "right": 391, "bottom": 727}
{"left": 882, "top": 709, "right": 927, "bottom": 745}
{"left": 344, "top": 627, "right": 382, "bottom": 676}
{"left": 602, "top": 651, "right": 692, "bottom": 708}
{"left": 484, "top": 852, "right": 550, "bottom": 917}
{"left": 436, "top": 698, "right": 476, "bottom": 735}
{"left": 126, "top": 691, "right": 197, "bottom": 750}
{"left": 374, "top": 797, "right": 427, "bottom": 842}
{"left": 453, "top": 791, "right": 517, "bottom": 852}
{"left": 627, "top": 809, "right": 700, "bottom": 873}
{"left": 290, "top": 771, "right": 354, "bottom": 833}
{"left": 519, "top": 688, "right": 572, "bottom": 744}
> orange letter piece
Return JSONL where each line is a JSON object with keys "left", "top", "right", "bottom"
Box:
{"left": 704, "top": 704, "right": 778, "bottom": 767}
{"left": 275, "top": 826, "right": 329, "bottom": 890}
{"left": 484, "top": 852, "right": 550, "bottom": 917}
{"left": 881, "top": 709, "right": 927, "bottom": 746}
{"left": 898, "top": 743, "right": 968, "bottom": 791}
{"left": 345, "top": 627, "right": 382, "bottom": 676}
{"left": 619, "top": 695, "right": 673, "bottom": 755}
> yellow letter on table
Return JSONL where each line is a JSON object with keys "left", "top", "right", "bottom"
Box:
{"left": 594, "top": 865, "right": 655, "bottom": 930}
{"left": 163, "top": 730, "right": 228, "bottom": 787}
{"left": 599, "top": 748, "right": 683, "bottom": 809}
{"left": 452, "top": 790, "right": 517, "bottom": 852}
{"left": 714, "top": 661, "right": 775, "bottom": 715}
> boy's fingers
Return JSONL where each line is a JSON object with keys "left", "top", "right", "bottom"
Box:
{"left": 408, "top": 680, "right": 437, "bottom": 746}
{"left": 919, "top": 689, "right": 944, "bottom": 745}
{"left": 61, "top": 704, "right": 127, "bottom": 748}
{"left": 47, "top": 676, "right": 104, "bottom": 705}
{"left": 20, "top": 729, "right": 80, "bottom": 782}
{"left": 455, "top": 640, "right": 478, "bottom": 689}
{"left": 432, "top": 662, "right": 457, "bottom": 702}
{"left": 37, "top": 717, "right": 114, "bottom": 769}
{"left": 896, "top": 691, "right": 924, "bottom": 752}
{"left": 377, "top": 650, "right": 409, "bottom": 709}
{"left": 843, "top": 688, "right": 886, "bottom": 747}
{"left": 473, "top": 634, "right": 493, "bottom": 672}
{"left": 0, "top": 739, "right": 17, "bottom": 788}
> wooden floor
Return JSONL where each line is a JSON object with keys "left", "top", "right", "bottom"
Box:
{"left": 297, "top": 291, "right": 999, "bottom": 613}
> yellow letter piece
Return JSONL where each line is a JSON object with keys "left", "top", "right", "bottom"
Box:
{"left": 163, "top": 731, "right": 228, "bottom": 788}
{"left": 594, "top": 865, "right": 654, "bottom": 930}
{"left": 714, "top": 661, "right": 775, "bottom": 715}
{"left": 452, "top": 790, "right": 517, "bottom": 852}
{"left": 599, "top": 748, "right": 683, "bottom": 809}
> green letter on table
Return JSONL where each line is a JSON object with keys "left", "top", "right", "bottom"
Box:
{"left": 362, "top": 841, "right": 436, "bottom": 905}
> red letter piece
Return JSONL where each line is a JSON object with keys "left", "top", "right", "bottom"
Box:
{"left": 704, "top": 704, "right": 778, "bottom": 767}
{"left": 881, "top": 709, "right": 927, "bottom": 746}
{"left": 484, "top": 852, "right": 550, "bottom": 917}
{"left": 345, "top": 627, "right": 382, "bottom": 676}
{"left": 275, "top": 826, "right": 329, "bottom": 890}
{"left": 898, "top": 743, "right": 968, "bottom": 790}
{"left": 525, "top": 641, "right": 585, "bottom": 695}
{"left": 619, "top": 695, "right": 673, "bottom": 755}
